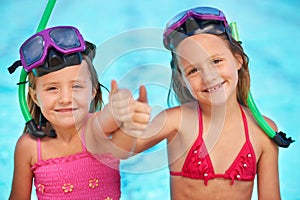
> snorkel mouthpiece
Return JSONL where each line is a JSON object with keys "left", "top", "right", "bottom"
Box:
{"left": 273, "top": 131, "right": 294, "bottom": 148}
{"left": 26, "top": 119, "right": 56, "bottom": 138}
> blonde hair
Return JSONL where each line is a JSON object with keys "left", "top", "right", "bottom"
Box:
{"left": 167, "top": 33, "right": 250, "bottom": 107}
{"left": 24, "top": 54, "right": 103, "bottom": 134}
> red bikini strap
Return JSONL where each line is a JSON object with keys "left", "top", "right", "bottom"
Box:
{"left": 198, "top": 104, "right": 203, "bottom": 137}
{"left": 239, "top": 106, "right": 250, "bottom": 141}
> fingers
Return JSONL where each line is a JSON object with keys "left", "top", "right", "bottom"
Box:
{"left": 110, "top": 80, "right": 118, "bottom": 94}
{"left": 112, "top": 101, "right": 151, "bottom": 123}
{"left": 137, "top": 85, "right": 148, "bottom": 103}
{"left": 109, "top": 81, "right": 151, "bottom": 134}
{"left": 131, "top": 112, "right": 150, "bottom": 125}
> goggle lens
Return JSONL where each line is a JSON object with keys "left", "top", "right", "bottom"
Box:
{"left": 50, "top": 28, "right": 81, "bottom": 50}
{"left": 166, "top": 7, "right": 222, "bottom": 29}
{"left": 22, "top": 36, "right": 44, "bottom": 66}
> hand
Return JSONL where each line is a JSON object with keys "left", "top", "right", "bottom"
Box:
{"left": 109, "top": 80, "right": 151, "bottom": 137}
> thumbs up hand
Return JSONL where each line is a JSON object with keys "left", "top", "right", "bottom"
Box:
{"left": 109, "top": 80, "right": 151, "bottom": 137}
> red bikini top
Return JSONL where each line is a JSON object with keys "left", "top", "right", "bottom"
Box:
{"left": 170, "top": 105, "right": 256, "bottom": 185}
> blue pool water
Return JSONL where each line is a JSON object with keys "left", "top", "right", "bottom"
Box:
{"left": 1, "top": 0, "right": 299, "bottom": 199}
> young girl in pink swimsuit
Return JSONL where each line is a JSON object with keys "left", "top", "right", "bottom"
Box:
{"left": 8, "top": 26, "right": 150, "bottom": 199}
{"left": 120, "top": 6, "right": 281, "bottom": 200}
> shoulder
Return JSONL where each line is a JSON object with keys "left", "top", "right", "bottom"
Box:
{"left": 16, "top": 133, "right": 36, "bottom": 149}
{"left": 164, "top": 101, "right": 198, "bottom": 115}
{"left": 260, "top": 116, "right": 279, "bottom": 152}
{"left": 243, "top": 107, "right": 278, "bottom": 157}
{"left": 14, "top": 133, "right": 37, "bottom": 164}
{"left": 159, "top": 101, "right": 199, "bottom": 134}
{"left": 255, "top": 114, "right": 278, "bottom": 149}
{"left": 156, "top": 102, "right": 198, "bottom": 125}
{"left": 263, "top": 116, "right": 278, "bottom": 132}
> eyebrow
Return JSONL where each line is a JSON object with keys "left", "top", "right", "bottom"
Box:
{"left": 41, "top": 79, "right": 87, "bottom": 86}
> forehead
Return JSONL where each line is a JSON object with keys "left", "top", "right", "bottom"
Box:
{"left": 35, "top": 60, "right": 91, "bottom": 84}
{"left": 175, "top": 34, "right": 230, "bottom": 63}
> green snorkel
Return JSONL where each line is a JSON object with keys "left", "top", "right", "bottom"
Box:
{"left": 229, "top": 22, "right": 294, "bottom": 148}
{"left": 13, "top": 0, "right": 57, "bottom": 138}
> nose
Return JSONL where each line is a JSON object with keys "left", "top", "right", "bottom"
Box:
{"left": 200, "top": 63, "right": 219, "bottom": 84}
{"left": 58, "top": 88, "right": 72, "bottom": 104}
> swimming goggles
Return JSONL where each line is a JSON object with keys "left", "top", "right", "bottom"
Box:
{"left": 8, "top": 26, "right": 86, "bottom": 77}
{"left": 163, "top": 7, "right": 232, "bottom": 50}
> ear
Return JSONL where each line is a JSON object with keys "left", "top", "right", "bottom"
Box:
{"left": 28, "top": 87, "right": 40, "bottom": 107}
{"left": 178, "top": 73, "right": 187, "bottom": 87}
{"left": 173, "top": 65, "right": 187, "bottom": 87}
{"left": 172, "top": 56, "right": 188, "bottom": 88}
{"left": 93, "top": 85, "right": 98, "bottom": 99}
{"left": 235, "top": 54, "right": 243, "bottom": 70}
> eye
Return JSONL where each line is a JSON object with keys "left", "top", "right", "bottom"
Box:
{"left": 72, "top": 84, "right": 83, "bottom": 89}
{"left": 187, "top": 68, "right": 198, "bottom": 76}
{"left": 46, "top": 86, "right": 57, "bottom": 91}
{"left": 212, "top": 59, "right": 222, "bottom": 65}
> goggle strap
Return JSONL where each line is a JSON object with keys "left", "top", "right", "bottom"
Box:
{"left": 98, "top": 83, "right": 109, "bottom": 93}
{"left": 8, "top": 60, "right": 22, "bottom": 74}
{"left": 17, "top": 81, "right": 29, "bottom": 85}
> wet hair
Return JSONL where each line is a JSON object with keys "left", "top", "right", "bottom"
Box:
{"left": 167, "top": 33, "right": 250, "bottom": 107}
{"left": 24, "top": 42, "right": 104, "bottom": 134}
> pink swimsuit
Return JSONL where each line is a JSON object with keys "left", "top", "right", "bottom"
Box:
{"left": 170, "top": 105, "right": 256, "bottom": 185}
{"left": 31, "top": 128, "right": 121, "bottom": 199}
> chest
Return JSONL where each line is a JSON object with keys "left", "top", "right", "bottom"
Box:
{"left": 31, "top": 153, "right": 120, "bottom": 198}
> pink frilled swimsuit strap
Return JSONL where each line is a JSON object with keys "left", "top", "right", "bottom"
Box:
{"left": 37, "top": 138, "right": 42, "bottom": 161}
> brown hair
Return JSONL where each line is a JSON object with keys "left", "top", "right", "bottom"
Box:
{"left": 167, "top": 33, "right": 250, "bottom": 107}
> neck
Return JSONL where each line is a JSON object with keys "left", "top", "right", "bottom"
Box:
{"left": 198, "top": 99, "right": 241, "bottom": 151}
{"left": 50, "top": 124, "right": 82, "bottom": 143}
{"left": 199, "top": 88, "right": 241, "bottom": 118}
{"left": 200, "top": 101, "right": 240, "bottom": 117}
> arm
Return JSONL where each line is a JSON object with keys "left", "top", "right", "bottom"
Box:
{"left": 257, "top": 118, "right": 281, "bottom": 200}
{"left": 109, "top": 81, "right": 151, "bottom": 158}
{"left": 9, "top": 134, "right": 34, "bottom": 200}
{"left": 90, "top": 80, "right": 150, "bottom": 136}
{"left": 135, "top": 107, "right": 180, "bottom": 153}
{"left": 112, "top": 105, "right": 181, "bottom": 157}
{"left": 86, "top": 80, "right": 151, "bottom": 158}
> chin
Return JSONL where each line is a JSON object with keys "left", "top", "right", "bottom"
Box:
{"left": 196, "top": 91, "right": 228, "bottom": 106}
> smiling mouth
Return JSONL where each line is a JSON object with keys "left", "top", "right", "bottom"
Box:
{"left": 55, "top": 108, "right": 77, "bottom": 112}
{"left": 204, "top": 81, "right": 225, "bottom": 93}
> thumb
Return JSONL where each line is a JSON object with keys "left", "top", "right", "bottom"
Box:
{"left": 137, "top": 85, "right": 148, "bottom": 103}
{"left": 110, "top": 80, "right": 118, "bottom": 94}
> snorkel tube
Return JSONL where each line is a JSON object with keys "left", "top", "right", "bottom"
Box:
{"left": 229, "top": 22, "right": 294, "bottom": 148}
{"left": 18, "top": 0, "right": 57, "bottom": 138}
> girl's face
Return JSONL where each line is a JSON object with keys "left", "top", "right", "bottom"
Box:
{"left": 175, "top": 34, "right": 242, "bottom": 106}
{"left": 30, "top": 60, "right": 96, "bottom": 131}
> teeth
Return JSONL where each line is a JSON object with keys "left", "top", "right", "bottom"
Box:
{"left": 206, "top": 82, "right": 223, "bottom": 92}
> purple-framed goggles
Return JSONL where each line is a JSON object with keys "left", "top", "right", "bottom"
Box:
{"left": 20, "top": 26, "right": 85, "bottom": 73}
{"left": 163, "top": 7, "right": 231, "bottom": 50}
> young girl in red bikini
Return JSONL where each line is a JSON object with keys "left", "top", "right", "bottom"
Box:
{"left": 129, "top": 7, "right": 281, "bottom": 200}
